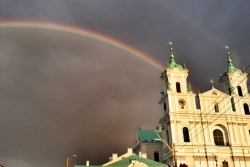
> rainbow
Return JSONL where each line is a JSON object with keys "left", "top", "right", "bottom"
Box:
{"left": 0, "top": 20, "right": 164, "bottom": 70}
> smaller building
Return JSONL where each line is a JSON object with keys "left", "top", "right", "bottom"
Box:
{"left": 75, "top": 148, "right": 168, "bottom": 167}
{"left": 133, "top": 128, "right": 163, "bottom": 163}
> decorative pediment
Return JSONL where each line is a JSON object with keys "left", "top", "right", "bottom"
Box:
{"left": 199, "top": 88, "right": 228, "bottom": 97}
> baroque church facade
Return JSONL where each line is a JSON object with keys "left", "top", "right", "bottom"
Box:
{"left": 134, "top": 43, "right": 250, "bottom": 167}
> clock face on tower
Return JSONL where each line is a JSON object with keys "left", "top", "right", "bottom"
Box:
{"left": 178, "top": 99, "right": 186, "bottom": 107}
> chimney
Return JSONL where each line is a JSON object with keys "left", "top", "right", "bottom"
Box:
{"left": 86, "top": 161, "right": 90, "bottom": 166}
{"left": 127, "top": 148, "right": 133, "bottom": 154}
{"left": 141, "top": 153, "right": 147, "bottom": 158}
{"left": 112, "top": 154, "right": 118, "bottom": 160}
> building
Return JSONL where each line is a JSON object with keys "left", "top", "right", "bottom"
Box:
{"left": 75, "top": 148, "right": 168, "bottom": 167}
{"left": 133, "top": 127, "right": 163, "bottom": 162}
{"left": 134, "top": 43, "right": 250, "bottom": 167}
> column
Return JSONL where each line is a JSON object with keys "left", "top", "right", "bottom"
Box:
{"left": 190, "top": 121, "right": 197, "bottom": 143}
{"left": 170, "top": 120, "right": 176, "bottom": 144}
{"left": 197, "top": 122, "right": 202, "bottom": 143}
{"left": 233, "top": 123, "right": 239, "bottom": 144}
{"left": 238, "top": 123, "right": 244, "bottom": 145}
{"left": 243, "top": 123, "right": 250, "bottom": 144}
{"left": 228, "top": 122, "right": 235, "bottom": 145}
{"left": 202, "top": 122, "right": 209, "bottom": 144}
{"left": 207, "top": 122, "right": 212, "bottom": 144}
{"left": 177, "top": 121, "right": 182, "bottom": 143}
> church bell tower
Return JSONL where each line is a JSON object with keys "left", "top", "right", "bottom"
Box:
{"left": 219, "top": 45, "right": 248, "bottom": 96}
{"left": 158, "top": 42, "right": 197, "bottom": 166}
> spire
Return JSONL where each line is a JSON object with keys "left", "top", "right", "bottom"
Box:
{"left": 183, "top": 62, "right": 186, "bottom": 69}
{"left": 165, "top": 41, "right": 185, "bottom": 70}
{"left": 210, "top": 78, "right": 215, "bottom": 89}
{"left": 169, "top": 41, "right": 173, "bottom": 52}
{"left": 168, "top": 41, "right": 176, "bottom": 68}
{"left": 225, "top": 45, "right": 236, "bottom": 73}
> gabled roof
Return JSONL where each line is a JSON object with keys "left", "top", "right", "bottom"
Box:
{"left": 199, "top": 87, "right": 228, "bottom": 97}
{"left": 75, "top": 150, "right": 167, "bottom": 167}
{"left": 136, "top": 128, "right": 162, "bottom": 143}
{"left": 106, "top": 154, "right": 167, "bottom": 167}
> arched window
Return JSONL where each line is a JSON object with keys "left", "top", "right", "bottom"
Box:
{"left": 195, "top": 96, "right": 201, "bottom": 109}
{"left": 176, "top": 82, "right": 181, "bottom": 93}
{"left": 231, "top": 97, "right": 236, "bottom": 111}
{"left": 154, "top": 152, "right": 159, "bottom": 162}
{"left": 222, "top": 161, "right": 229, "bottom": 167}
{"left": 237, "top": 86, "right": 243, "bottom": 96}
{"left": 214, "top": 103, "right": 219, "bottom": 112}
{"left": 183, "top": 127, "right": 190, "bottom": 142}
{"left": 228, "top": 88, "right": 231, "bottom": 96}
{"left": 213, "top": 129, "right": 224, "bottom": 145}
{"left": 244, "top": 103, "right": 250, "bottom": 115}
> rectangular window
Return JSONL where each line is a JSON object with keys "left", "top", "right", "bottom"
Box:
{"left": 154, "top": 152, "right": 160, "bottom": 162}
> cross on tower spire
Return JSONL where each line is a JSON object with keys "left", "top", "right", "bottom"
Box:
{"left": 225, "top": 45, "right": 230, "bottom": 55}
{"left": 210, "top": 78, "right": 215, "bottom": 89}
{"left": 225, "top": 45, "right": 236, "bottom": 73}
{"left": 169, "top": 41, "right": 173, "bottom": 51}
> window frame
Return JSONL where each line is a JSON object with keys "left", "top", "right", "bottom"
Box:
{"left": 214, "top": 102, "right": 219, "bottom": 112}
{"left": 176, "top": 82, "right": 181, "bottom": 93}
{"left": 154, "top": 152, "right": 160, "bottom": 162}
{"left": 183, "top": 127, "right": 190, "bottom": 142}
{"left": 213, "top": 129, "right": 224, "bottom": 146}
{"left": 244, "top": 103, "right": 250, "bottom": 115}
{"left": 237, "top": 86, "right": 243, "bottom": 96}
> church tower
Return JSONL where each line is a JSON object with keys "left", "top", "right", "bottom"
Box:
{"left": 219, "top": 46, "right": 248, "bottom": 97}
{"left": 158, "top": 42, "right": 197, "bottom": 166}
{"left": 162, "top": 41, "right": 189, "bottom": 94}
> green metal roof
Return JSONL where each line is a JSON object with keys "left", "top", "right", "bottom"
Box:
{"left": 106, "top": 155, "right": 167, "bottom": 167}
{"left": 219, "top": 55, "right": 244, "bottom": 82}
{"left": 166, "top": 52, "right": 185, "bottom": 70}
{"left": 75, "top": 165, "right": 102, "bottom": 167}
{"left": 75, "top": 155, "right": 167, "bottom": 167}
{"left": 227, "top": 56, "right": 242, "bottom": 73}
{"left": 136, "top": 128, "right": 162, "bottom": 143}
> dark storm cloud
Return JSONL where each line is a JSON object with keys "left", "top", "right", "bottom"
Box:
{"left": 0, "top": 1, "right": 250, "bottom": 167}
{"left": 0, "top": 28, "right": 161, "bottom": 167}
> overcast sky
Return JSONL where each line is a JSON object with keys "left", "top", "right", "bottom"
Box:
{"left": 0, "top": 1, "right": 250, "bottom": 167}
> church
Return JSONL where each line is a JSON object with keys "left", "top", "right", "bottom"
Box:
{"left": 133, "top": 43, "right": 250, "bottom": 167}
